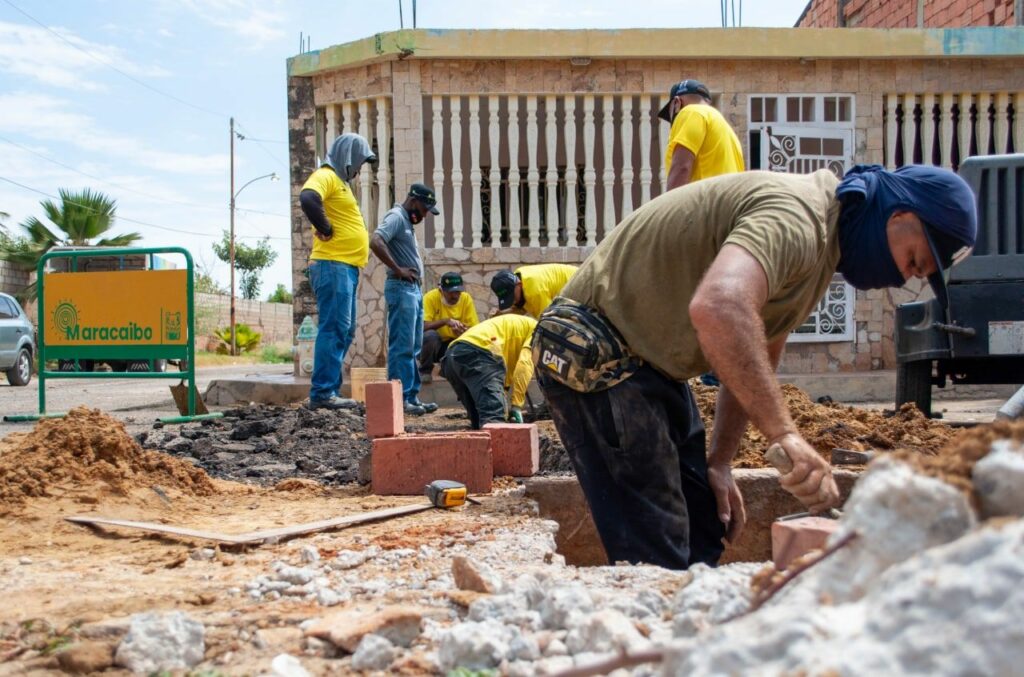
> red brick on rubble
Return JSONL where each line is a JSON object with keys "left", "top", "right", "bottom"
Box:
{"left": 771, "top": 516, "right": 840, "bottom": 570}
{"left": 371, "top": 432, "right": 492, "bottom": 495}
{"left": 365, "top": 381, "right": 403, "bottom": 439}
{"left": 483, "top": 423, "right": 540, "bottom": 477}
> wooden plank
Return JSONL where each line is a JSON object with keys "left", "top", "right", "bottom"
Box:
{"left": 65, "top": 503, "right": 434, "bottom": 546}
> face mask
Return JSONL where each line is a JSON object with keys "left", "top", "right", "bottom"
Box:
{"left": 836, "top": 197, "right": 905, "bottom": 290}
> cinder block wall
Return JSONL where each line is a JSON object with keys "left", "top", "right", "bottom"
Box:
{"left": 195, "top": 293, "right": 295, "bottom": 348}
{"left": 0, "top": 261, "right": 30, "bottom": 297}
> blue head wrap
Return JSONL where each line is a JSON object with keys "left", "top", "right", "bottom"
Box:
{"left": 835, "top": 164, "right": 977, "bottom": 302}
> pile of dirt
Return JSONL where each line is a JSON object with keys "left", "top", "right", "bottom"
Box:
{"left": 891, "top": 418, "right": 1024, "bottom": 501}
{"left": 691, "top": 382, "right": 958, "bottom": 468}
{"left": 140, "top": 404, "right": 371, "bottom": 486}
{"left": 0, "top": 407, "right": 216, "bottom": 511}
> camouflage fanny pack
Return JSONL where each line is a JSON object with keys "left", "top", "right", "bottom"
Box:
{"left": 532, "top": 297, "right": 642, "bottom": 393}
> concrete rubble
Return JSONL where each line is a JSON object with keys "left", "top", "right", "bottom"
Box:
{"left": 113, "top": 612, "right": 205, "bottom": 673}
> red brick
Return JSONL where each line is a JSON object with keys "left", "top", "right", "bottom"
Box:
{"left": 483, "top": 423, "right": 540, "bottom": 477}
{"left": 771, "top": 516, "right": 841, "bottom": 570}
{"left": 365, "top": 381, "right": 404, "bottom": 439}
{"left": 372, "top": 433, "right": 493, "bottom": 495}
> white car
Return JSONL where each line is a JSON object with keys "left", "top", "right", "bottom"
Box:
{"left": 0, "top": 292, "right": 35, "bottom": 386}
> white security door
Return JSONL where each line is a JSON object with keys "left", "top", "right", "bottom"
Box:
{"left": 760, "top": 125, "right": 853, "bottom": 177}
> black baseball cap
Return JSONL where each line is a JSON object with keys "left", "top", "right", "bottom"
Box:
{"left": 490, "top": 269, "right": 519, "bottom": 310}
{"left": 439, "top": 272, "right": 465, "bottom": 293}
{"left": 408, "top": 183, "right": 440, "bottom": 214}
{"left": 657, "top": 79, "right": 712, "bottom": 122}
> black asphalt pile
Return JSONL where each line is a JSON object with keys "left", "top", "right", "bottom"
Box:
{"left": 137, "top": 404, "right": 370, "bottom": 486}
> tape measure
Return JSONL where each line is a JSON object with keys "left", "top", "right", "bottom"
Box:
{"left": 424, "top": 480, "right": 478, "bottom": 508}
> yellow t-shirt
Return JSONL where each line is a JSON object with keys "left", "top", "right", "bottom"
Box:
{"left": 423, "top": 289, "right": 480, "bottom": 342}
{"left": 516, "top": 264, "right": 578, "bottom": 319}
{"left": 452, "top": 315, "right": 537, "bottom": 395}
{"left": 664, "top": 103, "right": 745, "bottom": 183}
{"left": 302, "top": 167, "right": 369, "bottom": 267}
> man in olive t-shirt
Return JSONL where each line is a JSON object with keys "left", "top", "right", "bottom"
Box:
{"left": 536, "top": 166, "right": 978, "bottom": 570}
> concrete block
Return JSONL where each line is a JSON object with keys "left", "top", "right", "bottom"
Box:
{"left": 525, "top": 469, "right": 860, "bottom": 567}
{"left": 771, "top": 516, "right": 841, "bottom": 570}
{"left": 372, "top": 433, "right": 492, "bottom": 495}
{"left": 483, "top": 423, "right": 540, "bottom": 477}
{"left": 366, "top": 381, "right": 404, "bottom": 439}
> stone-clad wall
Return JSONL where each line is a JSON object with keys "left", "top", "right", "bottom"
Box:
{"left": 290, "top": 46, "right": 1023, "bottom": 375}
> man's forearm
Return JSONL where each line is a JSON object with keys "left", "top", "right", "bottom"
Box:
{"left": 369, "top": 235, "right": 401, "bottom": 274}
{"left": 693, "top": 302, "right": 795, "bottom": 443}
{"left": 706, "top": 385, "right": 748, "bottom": 467}
{"left": 666, "top": 147, "right": 695, "bottom": 191}
{"left": 299, "top": 190, "right": 332, "bottom": 236}
{"left": 423, "top": 319, "right": 448, "bottom": 331}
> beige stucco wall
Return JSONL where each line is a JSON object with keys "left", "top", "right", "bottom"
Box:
{"left": 288, "top": 28, "right": 1024, "bottom": 376}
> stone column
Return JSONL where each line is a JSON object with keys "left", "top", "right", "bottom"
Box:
{"left": 288, "top": 75, "right": 318, "bottom": 376}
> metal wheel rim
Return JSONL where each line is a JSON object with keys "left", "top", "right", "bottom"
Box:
{"left": 16, "top": 352, "right": 30, "bottom": 382}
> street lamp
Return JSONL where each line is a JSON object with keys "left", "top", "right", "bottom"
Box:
{"left": 229, "top": 169, "right": 279, "bottom": 355}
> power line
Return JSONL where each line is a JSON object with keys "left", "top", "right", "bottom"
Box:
{"left": 235, "top": 121, "right": 289, "bottom": 171}
{"left": 0, "top": 135, "right": 292, "bottom": 219}
{"left": 0, "top": 175, "right": 286, "bottom": 241}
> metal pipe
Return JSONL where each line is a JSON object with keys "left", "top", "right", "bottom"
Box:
{"left": 997, "top": 385, "right": 1024, "bottom": 420}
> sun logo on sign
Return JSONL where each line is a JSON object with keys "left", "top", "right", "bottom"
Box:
{"left": 51, "top": 300, "right": 79, "bottom": 339}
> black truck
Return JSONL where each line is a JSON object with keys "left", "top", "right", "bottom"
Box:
{"left": 895, "top": 154, "right": 1024, "bottom": 416}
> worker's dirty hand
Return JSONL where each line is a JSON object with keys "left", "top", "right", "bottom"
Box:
{"left": 509, "top": 407, "right": 524, "bottom": 424}
{"left": 771, "top": 433, "right": 840, "bottom": 513}
{"left": 448, "top": 319, "right": 468, "bottom": 334}
{"left": 708, "top": 463, "right": 746, "bottom": 544}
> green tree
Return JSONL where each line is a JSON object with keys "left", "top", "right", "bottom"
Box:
{"left": 0, "top": 189, "right": 141, "bottom": 298}
{"left": 266, "top": 283, "right": 293, "bottom": 304}
{"left": 212, "top": 232, "right": 278, "bottom": 301}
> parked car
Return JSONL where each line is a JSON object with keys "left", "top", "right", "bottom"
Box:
{"left": 0, "top": 292, "right": 35, "bottom": 386}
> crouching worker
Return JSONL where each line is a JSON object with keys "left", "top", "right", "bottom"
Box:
{"left": 420, "top": 272, "right": 479, "bottom": 380}
{"left": 442, "top": 314, "right": 536, "bottom": 429}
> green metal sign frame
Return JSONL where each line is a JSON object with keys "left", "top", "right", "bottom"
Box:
{"left": 4, "top": 246, "right": 222, "bottom": 424}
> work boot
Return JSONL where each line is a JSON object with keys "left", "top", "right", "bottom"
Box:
{"left": 308, "top": 396, "right": 358, "bottom": 410}
{"left": 404, "top": 401, "right": 427, "bottom": 416}
{"left": 410, "top": 398, "right": 439, "bottom": 414}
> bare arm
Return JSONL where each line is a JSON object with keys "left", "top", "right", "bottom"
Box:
{"left": 666, "top": 146, "right": 696, "bottom": 191}
{"left": 369, "top": 233, "right": 418, "bottom": 283}
{"left": 691, "top": 244, "right": 838, "bottom": 513}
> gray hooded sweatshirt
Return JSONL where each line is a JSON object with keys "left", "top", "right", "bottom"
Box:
{"left": 324, "top": 133, "right": 376, "bottom": 182}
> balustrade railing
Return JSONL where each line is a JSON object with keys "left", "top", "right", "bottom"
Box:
{"left": 423, "top": 94, "right": 668, "bottom": 249}
{"left": 884, "top": 91, "right": 1022, "bottom": 170}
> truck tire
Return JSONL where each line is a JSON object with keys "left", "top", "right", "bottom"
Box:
{"left": 896, "top": 360, "right": 933, "bottom": 417}
{"left": 6, "top": 348, "right": 32, "bottom": 386}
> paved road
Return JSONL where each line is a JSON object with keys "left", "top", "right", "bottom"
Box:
{"left": 0, "top": 363, "right": 290, "bottom": 434}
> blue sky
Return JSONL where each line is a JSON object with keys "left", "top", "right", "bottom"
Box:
{"left": 0, "top": 0, "right": 809, "bottom": 297}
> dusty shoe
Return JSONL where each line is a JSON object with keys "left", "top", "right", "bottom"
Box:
{"left": 308, "top": 396, "right": 358, "bottom": 410}
{"left": 411, "top": 399, "right": 439, "bottom": 414}
{"left": 403, "top": 401, "right": 427, "bottom": 416}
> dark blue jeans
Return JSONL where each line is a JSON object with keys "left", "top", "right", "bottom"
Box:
{"left": 385, "top": 279, "right": 423, "bottom": 403}
{"left": 309, "top": 260, "right": 359, "bottom": 402}
{"left": 538, "top": 364, "right": 725, "bottom": 569}
{"left": 442, "top": 342, "right": 507, "bottom": 429}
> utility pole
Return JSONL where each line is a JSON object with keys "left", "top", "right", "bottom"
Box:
{"left": 229, "top": 116, "right": 237, "bottom": 356}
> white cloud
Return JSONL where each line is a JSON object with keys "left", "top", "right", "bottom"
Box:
{"left": 0, "top": 92, "right": 228, "bottom": 175}
{"left": 172, "top": 0, "right": 287, "bottom": 46}
{"left": 0, "top": 21, "right": 170, "bottom": 91}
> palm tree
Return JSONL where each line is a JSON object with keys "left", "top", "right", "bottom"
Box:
{"left": 0, "top": 189, "right": 141, "bottom": 298}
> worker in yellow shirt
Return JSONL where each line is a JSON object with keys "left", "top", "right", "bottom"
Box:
{"left": 489, "top": 263, "right": 577, "bottom": 319}
{"left": 419, "top": 271, "right": 480, "bottom": 380}
{"left": 441, "top": 314, "right": 536, "bottom": 428}
{"left": 299, "top": 133, "right": 377, "bottom": 410}
{"left": 659, "top": 79, "right": 745, "bottom": 191}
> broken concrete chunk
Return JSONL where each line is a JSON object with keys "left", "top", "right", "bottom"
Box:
{"left": 565, "top": 609, "right": 647, "bottom": 654}
{"left": 276, "top": 565, "right": 316, "bottom": 585}
{"left": 304, "top": 605, "right": 434, "bottom": 652}
{"left": 452, "top": 555, "right": 503, "bottom": 593}
{"left": 270, "top": 653, "right": 312, "bottom": 677}
{"left": 57, "top": 641, "right": 115, "bottom": 674}
{"left": 298, "top": 545, "right": 320, "bottom": 564}
{"left": 114, "top": 612, "right": 205, "bottom": 673}
{"left": 350, "top": 634, "right": 397, "bottom": 672}
{"left": 539, "top": 585, "right": 594, "bottom": 630}
{"left": 972, "top": 440, "right": 1024, "bottom": 518}
{"left": 437, "top": 619, "right": 513, "bottom": 672}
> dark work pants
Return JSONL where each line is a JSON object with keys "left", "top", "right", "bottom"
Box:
{"left": 538, "top": 364, "right": 725, "bottom": 570}
{"left": 442, "top": 342, "right": 507, "bottom": 429}
{"left": 419, "top": 329, "right": 450, "bottom": 373}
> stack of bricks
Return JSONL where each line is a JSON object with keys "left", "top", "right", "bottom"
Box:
{"left": 364, "top": 381, "right": 542, "bottom": 495}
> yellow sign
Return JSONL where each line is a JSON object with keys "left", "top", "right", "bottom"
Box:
{"left": 44, "top": 270, "right": 188, "bottom": 346}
